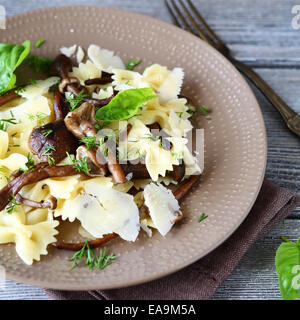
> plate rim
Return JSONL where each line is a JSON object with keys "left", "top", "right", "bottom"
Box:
{"left": 3, "top": 5, "right": 267, "bottom": 290}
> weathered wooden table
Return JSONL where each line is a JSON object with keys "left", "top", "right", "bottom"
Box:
{"left": 0, "top": 0, "right": 299, "bottom": 300}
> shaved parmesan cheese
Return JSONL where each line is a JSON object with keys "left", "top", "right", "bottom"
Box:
{"left": 19, "top": 77, "right": 59, "bottom": 101}
{"left": 55, "top": 181, "right": 140, "bottom": 242}
{"left": 76, "top": 46, "right": 85, "bottom": 64}
{"left": 157, "top": 68, "right": 184, "bottom": 103}
{"left": 60, "top": 44, "right": 77, "bottom": 57}
{"left": 88, "top": 44, "right": 125, "bottom": 72}
{"left": 143, "top": 183, "right": 180, "bottom": 236}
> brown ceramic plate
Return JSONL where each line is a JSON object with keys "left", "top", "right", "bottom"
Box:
{"left": 0, "top": 6, "right": 267, "bottom": 290}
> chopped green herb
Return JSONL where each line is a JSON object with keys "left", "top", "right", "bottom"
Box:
{"left": 66, "top": 152, "right": 90, "bottom": 175}
{"left": 80, "top": 136, "right": 99, "bottom": 150}
{"left": 42, "top": 145, "right": 56, "bottom": 157}
{"left": 29, "top": 78, "right": 37, "bottom": 86}
{"left": 34, "top": 39, "right": 45, "bottom": 48}
{"left": 69, "top": 241, "right": 116, "bottom": 271}
{"left": 6, "top": 195, "right": 21, "bottom": 214}
{"left": 8, "top": 144, "right": 20, "bottom": 148}
{"left": 0, "top": 121, "right": 7, "bottom": 131}
{"left": 198, "top": 213, "right": 208, "bottom": 223}
{"left": 125, "top": 59, "right": 142, "bottom": 70}
{"left": 0, "top": 117, "right": 18, "bottom": 125}
{"left": 27, "top": 55, "right": 53, "bottom": 73}
{"left": 197, "top": 105, "right": 211, "bottom": 116}
{"left": 15, "top": 86, "right": 26, "bottom": 94}
{"left": 66, "top": 90, "right": 88, "bottom": 111}
{"left": 42, "top": 129, "right": 53, "bottom": 137}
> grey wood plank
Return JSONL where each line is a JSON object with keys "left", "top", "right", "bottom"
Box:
{"left": 213, "top": 219, "right": 300, "bottom": 300}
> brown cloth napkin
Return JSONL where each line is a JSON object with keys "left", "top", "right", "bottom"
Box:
{"left": 44, "top": 178, "right": 300, "bottom": 300}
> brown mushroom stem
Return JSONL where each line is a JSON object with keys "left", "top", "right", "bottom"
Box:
{"left": 53, "top": 91, "right": 67, "bottom": 120}
{"left": 0, "top": 165, "right": 80, "bottom": 211}
{"left": 84, "top": 72, "right": 113, "bottom": 85}
{"left": 50, "top": 54, "right": 73, "bottom": 79}
{"left": 52, "top": 233, "right": 118, "bottom": 251}
{"left": 53, "top": 175, "right": 200, "bottom": 251}
{"left": 173, "top": 175, "right": 200, "bottom": 200}
{"left": 15, "top": 194, "right": 57, "bottom": 210}
{"left": 0, "top": 89, "right": 20, "bottom": 107}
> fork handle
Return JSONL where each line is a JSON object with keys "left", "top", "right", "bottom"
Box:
{"left": 230, "top": 58, "right": 300, "bottom": 137}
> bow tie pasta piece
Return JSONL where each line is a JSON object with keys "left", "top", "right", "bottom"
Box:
{"left": 87, "top": 44, "right": 125, "bottom": 73}
{"left": 142, "top": 64, "right": 184, "bottom": 103}
{"left": 0, "top": 130, "right": 9, "bottom": 159}
{"left": 69, "top": 60, "right": 102, "bottom": 86}
{"left": 0, "top": 153, "right": 27, "bottom": 172}
{"left": 0, "top": 208, "right": 59, "bottom": 265}
{"left": 166, "top": 110, "right": 193, "bottom": 137}
{"left": 112, "top": 69, "right": 146, "bottom": 92}
{"left": 143, "top": 183, "right": 180, "bottom": 236}
{"left": 55, "top": 180, "right": 140, "bottom": 242}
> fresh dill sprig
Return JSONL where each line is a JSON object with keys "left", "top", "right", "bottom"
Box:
{"left": 80, "top": 136, "right": 99, "bottom": 150}
{"left": 68, "top": 241, "right": 116, "bottom": 271}
{"left": 35, "top": 39, "right": 45, "bottom": 48}
{"left": 6, "top": 195, "right": 21, "bottom": 214}
{"left": 27, "top": 55, "right": 53, "bottom": 73}
{"left": 125, "top": 59, "right": 142, "bottom": 70}
{"left": 66, "top": 152, "right": 90, "bottom": 175}
{"left": 196, "top": 105, "right": 211, "bottom": 116}
{"left": 198, "top": 213, "right": 208, "bottom": 223}
{"left": 66, "top": 90, "right": 88, "bottom": 111}
{"left": 42, "top": 145, "right": 56, "bottom": 166}
{"left": 42, "top": 129, "right": 53, "bottom": 137}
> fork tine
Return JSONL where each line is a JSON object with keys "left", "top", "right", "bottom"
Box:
{"left": 178, "top": 0, "right": 216, "bottom": 47}
{"left": 165, "top": 0, "right": 181, "bottom": 27}
{"left": 167, "top": 0, "right": 195, "bottom": 34}
{"left": 186, "top": 0, "right": 227, "bottom": 48}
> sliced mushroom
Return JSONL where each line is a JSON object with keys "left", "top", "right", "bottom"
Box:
{"left": 0, "top": 165, "right": 81, "bottom": 211}
{"left": 84, "top": 72, "right": 113, "bottom": 85}
{"left": 173, "top": 175, "right": 200, "bottom": 200}
{"left": 64, "top": 102, "right": 97, "bottom": 139}
{"left": 15, "top": 194, "right": 57, "bottom": 210}
{"left": 65, "top": 102, "right": 126, "bottom": 183}
{"left": 76, "top": 145, "right": 106, "bottom": 176}
{"left": 53, "top": 91, "right": 68, "bottom": 120}
{"left": 29, "top": 120, "right": 78, "bottom": 164}
{"left": 52, "top": 233, "right": 118, "bottom": 251}
{"left": 50, "top": 54, "right": 73, "bottom": 79}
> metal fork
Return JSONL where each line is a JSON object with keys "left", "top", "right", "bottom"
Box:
{"left": 165, "top": 0, "right": 300, "bottom": 137}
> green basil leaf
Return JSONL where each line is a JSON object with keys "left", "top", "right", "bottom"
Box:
{"left": 95, "top": 88, "right": 156, "bottom": 121}
{"left": 275, "top": 237, "right": 300, "bottom": 300}
{"left": 0, "top": 40, "right": 31, "bottom": 95}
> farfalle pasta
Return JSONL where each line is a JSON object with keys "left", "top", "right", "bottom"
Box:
{"left": 0, "top": 42, "right": 204, "bottom": 266}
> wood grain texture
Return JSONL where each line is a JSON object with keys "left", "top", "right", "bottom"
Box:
{"left": 0, "top": 0, "right": 299, "bottom": 300}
